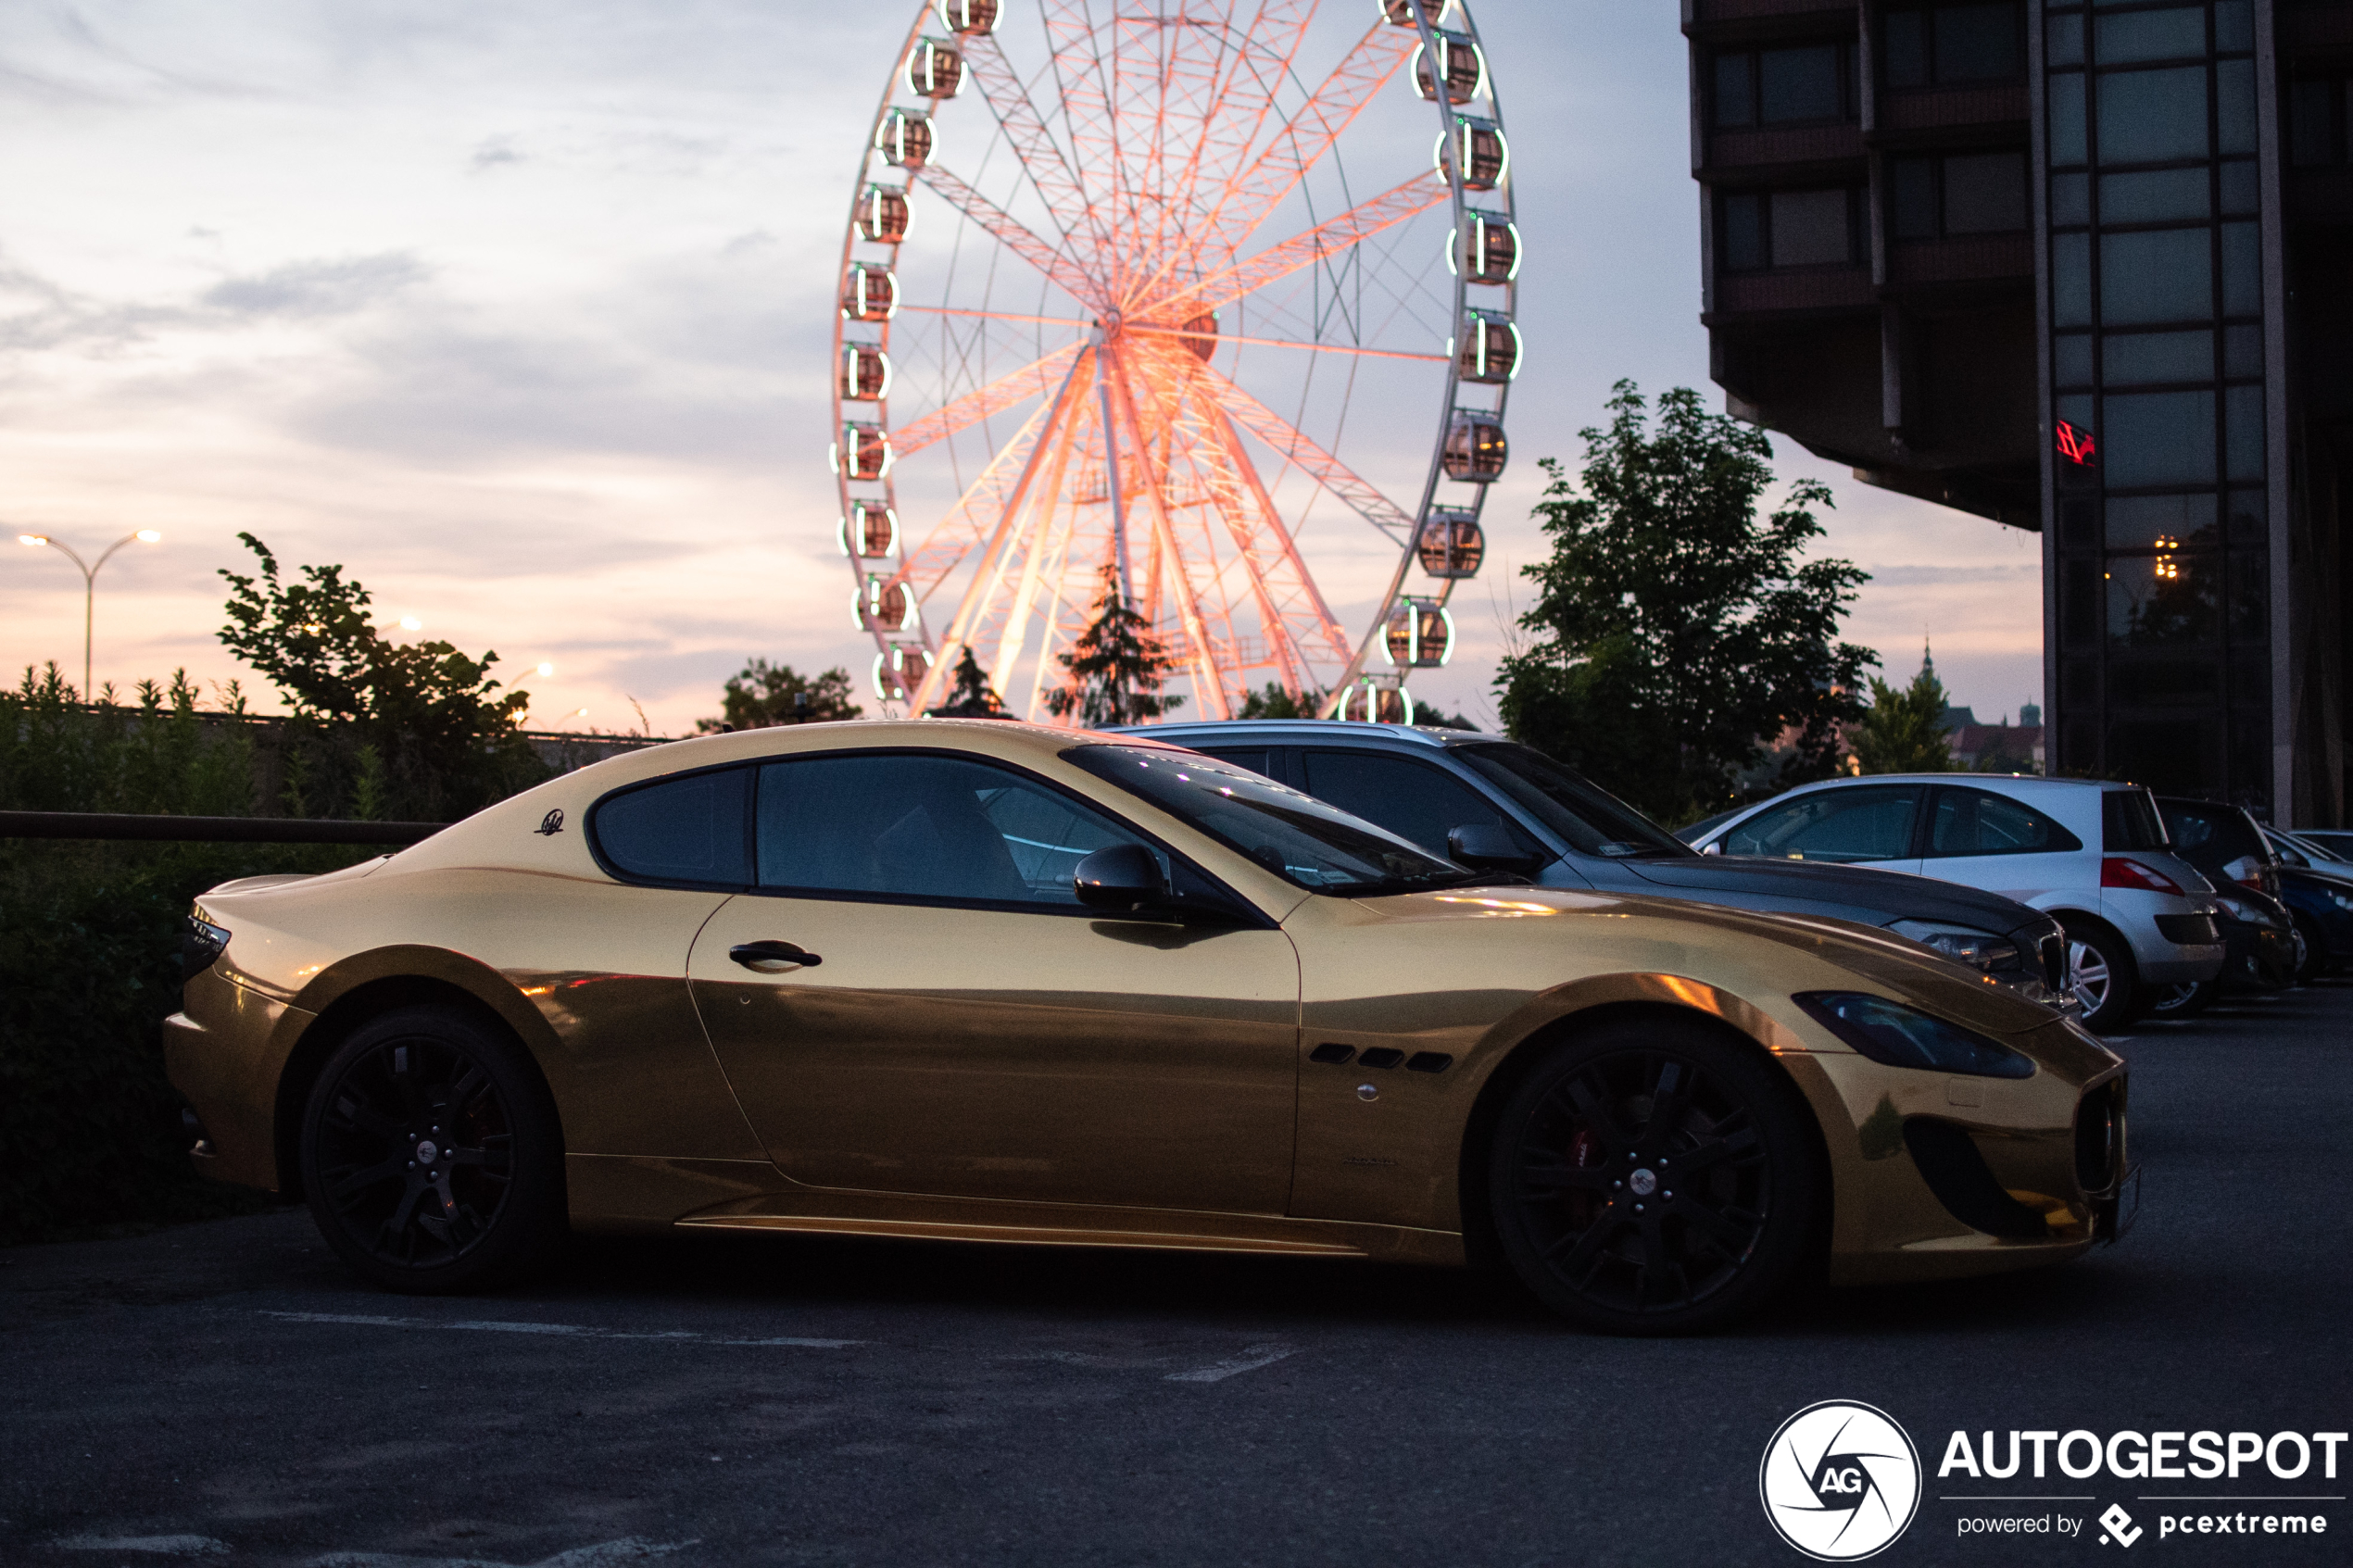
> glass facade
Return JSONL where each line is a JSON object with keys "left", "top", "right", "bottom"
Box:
{"left": 2042, "top": 0, "right": 2273, "bottom": 809}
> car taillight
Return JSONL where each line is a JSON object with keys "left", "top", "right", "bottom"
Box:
{"left": 2101, "top": 857, "right": 2183, "bottom": 895}
{"left": 2221, "top": 854, "right": 2271, "bottom": 895}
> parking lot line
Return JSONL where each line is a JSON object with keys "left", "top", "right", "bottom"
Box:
{"left": 255, "top": 1311, "right": 860, "bottom": 1348}
{"left": 1164, "top": 1343, "right": 1298, "bottom": 1383}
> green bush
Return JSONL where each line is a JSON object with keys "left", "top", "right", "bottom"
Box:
{"left": 0, "top": 670, "right": 385, "bottom": 1242}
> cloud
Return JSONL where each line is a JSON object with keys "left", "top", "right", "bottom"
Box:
{"left": 470, "top": 136, "right": 522, "bottom": 170}
{"left": 199, "top": 252, "right": 430, "bottom": 319}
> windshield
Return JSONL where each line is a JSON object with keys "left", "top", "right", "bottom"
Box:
{"left": 1453, "top": 744, "right": 1691, "bottom": 859}
{"left": 1063, "top": 745, "right": 1478, "bottom": 895}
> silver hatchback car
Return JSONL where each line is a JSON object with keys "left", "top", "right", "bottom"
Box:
{"left": 1689, "top": 775, "right": 2224, "bottom": 1030}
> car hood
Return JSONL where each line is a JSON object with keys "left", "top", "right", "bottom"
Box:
{"left": 1617, "top": 853, "right": 2051, "bottom": 935}
{"left": 1348, "top": 883, "right": 2066, "bottom": 1042}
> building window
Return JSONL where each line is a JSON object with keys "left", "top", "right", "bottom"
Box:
{"left": 1884, "top": 3, "right": 2023, "bottom": 90}
{"left": 2290, "top": 77, "right": 2350, "bottom": 167}
{"left": 1721, "top": 188, "right": 1860, "bottom": 270}
{"left": 1713, "top": 43, "right": 1859, "bottom": 129}
{"left": 1891, "top": 151, "right": 2029, "bottom": 238}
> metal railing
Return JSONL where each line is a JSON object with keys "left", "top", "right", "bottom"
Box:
{"left": 0, "top": 812, "right": 449, "bottom": 844}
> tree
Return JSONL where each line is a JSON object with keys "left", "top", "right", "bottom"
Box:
{"left": 694, "top": 659, "right": 862, "bottom": 732}
{"left": 1851, "top": 645, "right": 1955, "bottom": 774}
{"left": 1236, "top": 682, "right": 1323, "bottom": 719}
{"left": 926, "top": 646, "right": 1009, "bottom": 718}
{"left": 1494, "top": 382, "right": 1876, "bottom": 824}
{"left": 217, "top": 533, "right": 542, "bottom": 819}
{"left": 1044, "top": 566, "right": 1186, "bottom": 728}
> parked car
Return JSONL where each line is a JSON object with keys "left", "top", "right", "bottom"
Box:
{"left": 1686, "top": 775, "right": 2224, "bottom": 1033}
{"left": 167, "top": 720, "right": 2133, "bottom": 1334}
{"left": 1133, "top": 721, "right": 2072, "bottom": 1014}
{"left": 2258, "top": 826, "right": 2353, "bottom": 981}
{"left": 2274, "top": 828, "right": 2351, "bottom": 864}
{"left": 2284, "top": 828, "right": 2353, "bottom": 862}
{"left": 2148, "top": 797, "right": 2298, "bottom": 1014}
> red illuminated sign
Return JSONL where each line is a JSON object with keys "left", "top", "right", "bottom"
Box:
{"left": 2056, "top": 419, "right": 2097, "bottom": 467}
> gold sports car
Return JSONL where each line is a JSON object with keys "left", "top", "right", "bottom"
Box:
{"left": 168, "top": 721, "right": 2132, "bottom": 1333}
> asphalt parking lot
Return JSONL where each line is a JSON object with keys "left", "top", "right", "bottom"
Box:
{"left": 6, "top": 984, "right": 2350, "bottom": 1568}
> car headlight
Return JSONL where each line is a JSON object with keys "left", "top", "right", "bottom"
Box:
{"left": 2214, "top": 892, "right": 2258, "bottom": 921}
{"left": 2332, "top": 892, "right": 2353, "bottom": 913}
{"left": 1793, "top": 991, "right": 2035, "bottom": 1079}
{"left": 1888, "top": 919, "right": 2022, "bottom": 973}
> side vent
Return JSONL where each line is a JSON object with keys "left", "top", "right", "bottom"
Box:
{"left": 1405, "top": 1052, "right": 1454, "bottom": 1073}
{"left": 1309, "top": 1043, "right": 1356, "bottom": 1065}
{"left": 1356, "top": 1047, "right": 1406, "bottom": 1070}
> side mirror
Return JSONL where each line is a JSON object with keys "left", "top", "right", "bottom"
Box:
{"left": 1073, "top": 843, "right": 1172, "bottom": 915}
{"left": 1700, "top": 841, "right": 1722, "bottom": 856}
{"left": 1447, "top": 823, "right": 1540, "bottom": 872}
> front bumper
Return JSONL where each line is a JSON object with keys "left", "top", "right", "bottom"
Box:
{"left": 1781, "top": 1020, "right": 2130, "bottom": 1287}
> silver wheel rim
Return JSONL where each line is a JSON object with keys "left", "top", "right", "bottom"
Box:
{"left": 2070, "top": 938, "right": 2111, "bottom": 1013}
{"left": 2293, "top": 924, "right": 2310, "bottom": 974}
{"left": 2150, "top": 982, "right": 2198, "bottom": 1013}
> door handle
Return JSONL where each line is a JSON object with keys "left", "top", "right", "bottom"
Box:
{"left": 729, "top": 940, "right": 822, "bottom": 970}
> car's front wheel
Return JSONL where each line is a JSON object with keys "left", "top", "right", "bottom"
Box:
{"left": 1486, "top": 1018, "right": 1821, "bottom": 1335}
{"left": 2064, "top": 922, "right": 2142, "bottom": 1033}
{"left": 2291, "top": 914, "right": 2326, "bottom": 984}
{"left": 299, "top": 1005, "right": 566, "bottom": 1294}
{"left": 2147, "top": 978, "right": 2217, "bottom": 1018}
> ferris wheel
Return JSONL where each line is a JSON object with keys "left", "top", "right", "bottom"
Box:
{"left": 830, "top": 0, "right": 1517, "bottom": 723}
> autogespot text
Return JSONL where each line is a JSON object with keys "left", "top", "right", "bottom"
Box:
{"left": 1937, "top": 1427, "right": 2348, "bottom": 1481}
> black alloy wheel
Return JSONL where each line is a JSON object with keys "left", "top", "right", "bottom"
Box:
{"left": 1487, "top": 1019, "right": 1820, "bottom": 1335}
{"left": 300, "top": 1005, "right": 564, "bottom": 1294}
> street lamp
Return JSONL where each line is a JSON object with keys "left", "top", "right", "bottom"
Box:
{"left": 17, "top": 529, "right": 163, "bottom": 701}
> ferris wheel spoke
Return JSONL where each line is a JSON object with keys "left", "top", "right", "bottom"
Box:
{"left": 896, "top": 306, "right": 1094, "bottom": 328}
{"left": 1039, "top": 1, "right": 1124, "bottom": 272}
{"left": 1131, "top": 324, "right": 1442, "bottom": 364}
{"left": 893, "top": 342, "right": 1084, "bottom": 459}
{"left": 1138, "top": 3, "right": 1315, "bottom": 299}
{"left": 913, "top": 165, "right": 1100, "bottom": 308}
{"left": 900, "top": 383, "right": 1067, "bottom": 623}
{"left": 960, "top": 31, "right": 1096, "bottom": 256}
{"left": 1147, "top": 172, "right": 1452, "bottom": 323}
{"left": 1197, "top": 401, "right": 1353, "bottom": 672}
{"left": 1183, "top": 19, "right": 1416, "bottom": 279}
{"left": 1182, "top": 354, "right": 1417, "bottom": 546}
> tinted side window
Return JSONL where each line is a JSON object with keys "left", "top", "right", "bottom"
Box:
{"left": 757, "top": 753, "right": 1144, "bottom": 909}
{"left": 1300, "top": 750, "right": 1520, "bottom": 859}
{"left": 1723, "top": 786, "right": 1920, "bottom": 863}
{"left": 1927, "top": 787, "right": 2083, "bottom": 857}
{"left": 591, "top": 768, "right": 750, "bottom": 885}
{"left": 2102, "top": 788, "right": 2171, "bottom": 851}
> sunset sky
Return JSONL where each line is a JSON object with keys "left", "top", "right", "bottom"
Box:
{"left": 0, "top": 1, "right": 2045, "bottom": 738}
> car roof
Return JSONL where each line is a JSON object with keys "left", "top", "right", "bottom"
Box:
{"left": 1124, "top": 720, "right": 1505, "bottom": 749}
{"left": 1764, "top": 773, "right": 2132, "bottom": 791}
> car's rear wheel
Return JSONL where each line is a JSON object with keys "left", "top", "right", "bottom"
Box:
{"left": 299, "top": 1005, "right": 565, "bottom": 1294}
{"left": 1486, "top": 1018, "right": 1820, "bottom": 1336}
{"left": 2064, "top": 922, "right": 2142, "bottom": 1033}
{"left": 2147, "top": 978, "right": 2217, "bottom": 1018}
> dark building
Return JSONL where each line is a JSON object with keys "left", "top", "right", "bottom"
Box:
{"left": 1681, "top": 0, "right": 2352, "bottom": 825}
